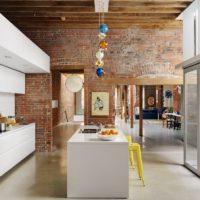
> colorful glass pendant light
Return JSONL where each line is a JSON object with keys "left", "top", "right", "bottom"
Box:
{"left": 99, "top": 24, "right": 109, "bottom": 33}
{"left": 95, "top": 11, "right": 109, "bottom": 77}
{"left": 96, "top": 67, "right": 104, "bottom": 77}
{"left": 96, "top": 50, "right": 104, "bottom": 60}
{"left": 95, "top": 60, "right": 104, "bottom": 67}
{"left": 98, "top": 32, "right": 106, "bottom": 40}
{"left": 99, "top": 40, "right": 108, "bottom": 49}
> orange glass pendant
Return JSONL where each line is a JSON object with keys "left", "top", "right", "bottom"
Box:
{"left": 99, "top": 40, "right": 108, "bottom": 49}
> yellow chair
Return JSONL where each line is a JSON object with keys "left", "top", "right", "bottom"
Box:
{"left": 125, "top": 135, "right": 135, "bottom": 168}
{"left": 125, "top": 134, "right": 145, "bottom": 186}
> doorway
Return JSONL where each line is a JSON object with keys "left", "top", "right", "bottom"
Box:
{"left": 52, "top": 71, "right": 84, "bottom": 127}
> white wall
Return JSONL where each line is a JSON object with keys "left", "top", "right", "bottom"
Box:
{"left": 0, "top": 93, "right": 15, "bottom": 117}
{"left": 182, "top": 0, "right": 200, "bottom": 60}
{"left": 75, "top": 88, "right": 84, "bottom": 115}
{"left": 0, "top": 65, "right": 25, "bottom": 94}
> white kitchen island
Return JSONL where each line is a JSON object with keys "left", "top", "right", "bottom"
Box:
{"left": 67, "top": 127, "right": 129, "bottom": 199}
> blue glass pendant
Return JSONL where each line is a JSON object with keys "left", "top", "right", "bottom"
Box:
{"left": 96, "top": 67, "right": 104, "bottom": 77}
{"left": 99, "top": 24, "right": 109, "bottom": 33}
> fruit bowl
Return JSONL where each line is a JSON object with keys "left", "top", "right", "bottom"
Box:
{"left": 96, "top": 129, "right": 119, "bottom": 141}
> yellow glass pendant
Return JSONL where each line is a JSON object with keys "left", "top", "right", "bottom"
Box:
{"left": 95, "top": 60, "right": 104, "bottom": 67}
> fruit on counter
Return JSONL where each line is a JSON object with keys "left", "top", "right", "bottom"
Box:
{"left": 100, "top": 129, "right": 118, "bottom": 135}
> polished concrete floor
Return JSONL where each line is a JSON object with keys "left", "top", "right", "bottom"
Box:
{"left": 0, "top": 119, "right": 200, "bottom": 200}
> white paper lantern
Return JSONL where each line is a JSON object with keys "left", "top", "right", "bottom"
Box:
{"left": 65, "top": 75, "right": 83, "bottom": 93}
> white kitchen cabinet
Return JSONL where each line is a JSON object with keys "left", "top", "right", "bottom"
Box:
{"left": 0, "top": 65, "right": 25, "bottom": 94}
{"left": 0, "top": 123, "right": 35, "bottom": 176}
{"left": 0, "top": 93, "right": 15, "bottom": 116}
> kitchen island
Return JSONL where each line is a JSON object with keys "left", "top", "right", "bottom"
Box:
{"left": 67, "top": 126, "right": 129, "bottom": 199}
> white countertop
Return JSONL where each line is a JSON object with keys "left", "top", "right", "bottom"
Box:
{"left": 165, "top": 113, "right": 181, "bottom": 117}
{"left": 68, "top": 128, "right": 127, "bottom": 144}
{"left": 0, "top": 123, "right": 35, "bottom": 138}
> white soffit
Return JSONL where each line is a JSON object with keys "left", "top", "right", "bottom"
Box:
{"left": 0, "top": 13, "right": 50, "bottom": 73}
{"left": 94, "top": 0, "right": 109, "bottom": 12}
{"left": 176, "top": 0, "right": 197, "bottom": 20}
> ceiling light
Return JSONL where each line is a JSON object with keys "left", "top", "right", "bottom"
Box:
{"left": 61, "top": 16, "right": 66, "bottom": 21}
{"left": 94, "top": 0, "right": 109, "bottom": 13}
{"left": 95, "top": 0, "right": 109, "bottom": 77}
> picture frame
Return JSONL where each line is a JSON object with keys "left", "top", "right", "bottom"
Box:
{"left": 91, "top": 92, "right": 109, "bottom": 116}
{"left": 147, "top": 96, "right": 155, "bottom": 106}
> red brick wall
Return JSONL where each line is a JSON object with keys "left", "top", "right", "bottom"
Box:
{"left": 15, "top": 74, "right": 52, "bottom": 152}
{"left": 15, "top": 28, "right": 182, "bottom": 151}
{"left": 23, "top": 28, "right": 182, "bottom": 123}
{"left": 24, "top": 29, "right": 182, "bottom": 76}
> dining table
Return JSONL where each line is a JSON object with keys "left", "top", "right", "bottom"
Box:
{"left": 165, "top": 112, "right": 182, "bottom": 129}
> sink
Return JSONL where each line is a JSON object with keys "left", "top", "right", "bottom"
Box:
{"left": 80, "top": 129, "right": 99, "bottom": 134}
{"left": 79, "top": 125, "right": 101, "bottom": 134}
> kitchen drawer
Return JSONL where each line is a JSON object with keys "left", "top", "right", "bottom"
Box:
{"left": 0, "top": 125, "right": 35, "bottom": 154}
{"left": 0, "top": 137, "right": 35, "bottom": 176}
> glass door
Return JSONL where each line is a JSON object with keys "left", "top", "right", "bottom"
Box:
{"left": 184, "top": 66, "right": 200, "bottom": 175}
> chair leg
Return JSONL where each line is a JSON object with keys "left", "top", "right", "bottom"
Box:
{"left": 136, "top": 146, "right": 145, "bottom": 186}
{"left": 129, "top": 150, "right": 134, "bottom": 168}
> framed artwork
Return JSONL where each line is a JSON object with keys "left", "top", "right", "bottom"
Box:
{"left": 91, "top": 92, "right": 109, "bottom": 116}
{"left": 147, "top": 96, "right": 155, "bottom": 106}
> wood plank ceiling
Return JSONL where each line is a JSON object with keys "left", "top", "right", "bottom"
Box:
{"left": 0, "top": 0, "right": 193, "bottom": 30}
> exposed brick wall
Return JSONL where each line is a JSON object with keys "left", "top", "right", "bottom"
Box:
{"left": 15, "top": 74, "right": 52, "bottom": 152}
{"left": 24, "top": 29, "right": 182, "bottom": 77}
{"left": 15, "top": 28, "right": 183, "bottom": 150}
{"left": 22, "top": 27, "right": 183, "bottom": 113}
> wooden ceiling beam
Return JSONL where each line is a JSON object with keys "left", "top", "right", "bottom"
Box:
{"left": 1, "top": 0, "right": 193, "bottom": 2}
{"left": 104, "top": 77, "right": 183, "bottom": 85}
{"left": 0, "top": 6, "right": 182, "bottom": 14}
{"left": 9, "top": 19, "right": 183, "bottom": 23}
{"left": 2, "top": 12, "right": 178, "bottom": 18}
{"left": 6, "top": 16, "right": 179, "bottom": 21}
{"left": 0, "top": 1, "right": 189, "bottom": 8}
{"left": 16, "top": 25, "right": 183, "bottom": 30}
{"left": 11, "top": 19, "right": 182, "bottom": 24}
{"left": 0, "top": 0, "right": 191, "bottom": 29}
{"left": 13, "top": 21, "right": 182, "bottom": 29}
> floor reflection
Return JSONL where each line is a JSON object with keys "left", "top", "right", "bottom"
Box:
{"left": 0, "top": 120, "right": 200, "bottom": 200}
